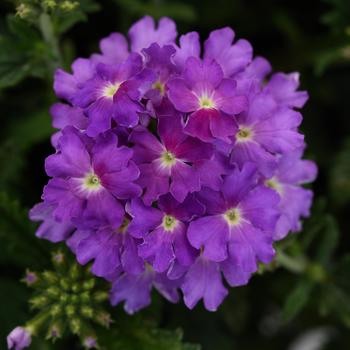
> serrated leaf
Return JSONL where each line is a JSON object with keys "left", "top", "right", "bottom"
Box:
{"left": 283, "top": 278, "right": 314, "bottom": 322}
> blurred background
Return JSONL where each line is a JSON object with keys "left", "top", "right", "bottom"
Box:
{"left": 1, "top": 0, "right": 350, "bottom": 349}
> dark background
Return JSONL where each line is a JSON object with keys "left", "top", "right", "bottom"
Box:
{"left": 1, "top": 0, "right": 350, "bottom": 349}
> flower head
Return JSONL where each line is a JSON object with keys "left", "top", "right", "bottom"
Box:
{"left": 31, "top": 16, "right": 317, "bottom": 314}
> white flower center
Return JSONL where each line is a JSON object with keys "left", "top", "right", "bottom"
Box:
{"left": 161, "top": 151, "right": 177, "bottom": 168}
{"left": 162, "top": 215, "right": 178, "bottom": 232}
{"left": 224, "top": 208, "right": 242, "bottom": 226}
{"left": 236, "top": 126, "right": 253, "bottom": 143}
{"left": 103, "top": 82, "right": 121, "bottom": 98}
{"left": 199, "top": 95, "right": 216, "bottom": 109}
{"left": 82, "top": 173, "right": 102, "bottom": 192}
{"left": 265, "top": 177, "right": 284, "bottom": 195}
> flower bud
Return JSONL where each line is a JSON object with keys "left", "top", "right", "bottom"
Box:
{"left": 22, "top": 270, "right": 38, "bottom": 287}
{"left": 7, "top": 327, "right": 32, "bottom": 350}
{"left": 83, "top": 336, "right": 98, "bottom": 349}
{"left": 16, "top": 4, "right": 32, "bottom": 19}
{"left": 60, "top": 1, "right": 79, "bottom": 11}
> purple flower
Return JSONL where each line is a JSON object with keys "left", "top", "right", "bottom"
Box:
{"left": 167, "top": 57, "right": 247, "bottom": 143}
{"left": 83, "top": 336, "right": 98, "bottom": 349}
{"left": 203, "top": 27, "right": 253, "bottom": 77}
{"left": 127, "top": 194, "right": 203, "bottom": 273}
{"left": 181, "top": 255, "right": 228, "bottom": 311}
{"left": 129, "top": 114, "right": 213, "bottom": 203}
{"left": 142, "top": 43, "right": 177, "bottom": 106}
{"left": 188, "top": 164, "right": 279, "bottom": 284}
{"left": 91, "top": 32, "right": 129, "bottom": 66}
{"left": 29, "top": 202, "right": 74, "bottom": 243}
{"left": 264, "top": 72, "right": 308, "bottom": 109}
{"left": 110, "top": 266, "right": 180, "bottom": 314}
{"left": 231, "top": 85, "right": 304, "bottom": 177}
{"left": 73, "top": 54, "right": 155, "bottom": 136}
{"left": 265, "top": 149, "right": 317, "bottom": 240}
{"left": 31, "top": 16, "right": 317, "bottom": 314}
{"left": 43, "top": 126, "right": 141, "bottom": 228}
{"left": 70, "top": 217, "right": 144, "bottom": 278}
{"left": 7, "top": 327, "right": 31, "bottom": 350}
{"left": 173, "top": 27, "right": 252, "bottom": 77}
{"left": 128, "top": 16, "right": 177, "bottom": 53}
{"left": 54, "top": 58, "right": 95, "bottom": 104}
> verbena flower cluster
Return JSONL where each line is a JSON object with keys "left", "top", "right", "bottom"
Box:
{"left": 30, "top": 16, "right": 317, "bottom": 314}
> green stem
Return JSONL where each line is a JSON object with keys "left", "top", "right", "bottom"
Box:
{"left": 276, "top": 250, "right": 308, "bottom": 274}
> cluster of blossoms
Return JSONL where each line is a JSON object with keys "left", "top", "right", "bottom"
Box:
{"left": 27, "top": 16, "right": 316, "bottom": 317}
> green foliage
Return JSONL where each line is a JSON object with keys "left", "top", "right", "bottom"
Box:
{"left": 0, "top": 191, "right": 50, "bottom": 268}
{"left": 114, "top": 0, "right": 196, "bottom": 22}
{"left": 330, "top": 138, "right": 350, "bottom": 205}
{"left": 283, "top": 278, "right": 314, "bottom": 322}
{"left": 0, "top": 15, "right": 50, "bottom": 89}
{"left": 322, "top": 0, "right": 350, "bottom": 33}
{"left": 101, "top": 316, "right": 200, "bottom": 350}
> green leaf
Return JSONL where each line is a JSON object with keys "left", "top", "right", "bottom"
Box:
{"left": 0, "top": 191, "right": 50, "bottom": 268}
{"left": 0, "top": 108, "right": 53, "bottom": 193}
{"left": 282, "top": 278, "right": 314, "bottom": 322}
{"left": 322, "top": 0, "right": 350, "bottom": 33}
{"left": 101, "top": 315, "right": 200, "bottom": 350}
{"left": 114, "top": 0, "right": 197, "bottom": 22}
{"left": 319, "top": 284, "right": 350, "bottom": 327}
{"left": 330, "top": 137, "right": 350, "bottom": 205}
{"left": 4, "top": 109, "right": 53, "bottom": 150}
{"left": 55, "top": 0, "right": 101, "bottom": 34}
{"left": 0, "top": 16, "right": 50, "bottom": 89}
{"left": 314, "top": 215, "right": 339, "bottom": 266}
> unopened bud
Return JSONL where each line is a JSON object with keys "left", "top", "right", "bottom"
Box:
{"left": 93, "top": 291, "right": 108, "bottom": 302}
{"left": 30, "top": 295, "right": 49, "bottom": 309}
{"left": 60, "top": 1, "right": 79, "bottom": 11}
{"left": 42, "top": 271, "right": 57, "bottom": 284}
{"left": 70, "top": 318, "right": 81, "bottom": 334}
{"left": 16, "top": 4, "right": 31, "bottom": 18}
{"left": 81, "top": 306, "right": 94, "bottom": 319}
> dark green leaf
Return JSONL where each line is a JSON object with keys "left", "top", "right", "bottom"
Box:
{"left": 330, "top": 138, "right": 350, "bottom": 205}
{"left": 283, "top": 278, "right": 314, "bottom": 322}
{"left": 101, "top": 315, "right": 200, "bottom": 350}
{"left": 0, "top": 191, "right": 50, "bottom": 268}
{"left": 0, "top": 16, "right": 50, "bottom": 89}
{"left": 314, "top": 215, "right": 339, "bottom": 265}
